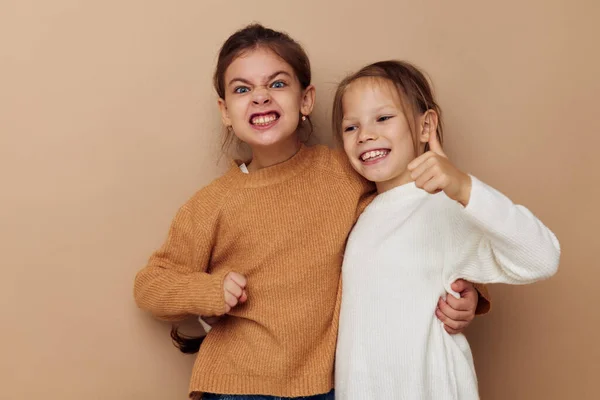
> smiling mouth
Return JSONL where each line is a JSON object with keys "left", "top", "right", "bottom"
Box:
{"left": 249, "top": 112, "right": 280, "bottom": 126}
{"left": 360, "top": 148, "right": 390, "bottom": 162}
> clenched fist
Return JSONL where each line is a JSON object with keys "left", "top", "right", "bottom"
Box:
{"left": 223, "top": 271, "right": 248, "bottom": 313}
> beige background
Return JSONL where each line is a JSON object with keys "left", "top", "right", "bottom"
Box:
{"left": 1, "top": 0, "right": 598, "bottom": 398}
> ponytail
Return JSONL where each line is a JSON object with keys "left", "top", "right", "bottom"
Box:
{"left": 170, "top": 325, "right": 205, "bottom": 354}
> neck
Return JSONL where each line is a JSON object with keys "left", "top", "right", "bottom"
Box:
{"left": 247, "top": 137, "right": 301, "bottom": 172}
{"left": 375, "top": 169, "right": 413, "bottom": 194}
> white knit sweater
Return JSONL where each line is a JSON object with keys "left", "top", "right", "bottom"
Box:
{"left": 335, "top": 176, "right": 560, "bottom": 400}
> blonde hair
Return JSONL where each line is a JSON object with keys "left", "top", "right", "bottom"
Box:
{"left": 332, "top": 60, "right": 443, "bottom": 155}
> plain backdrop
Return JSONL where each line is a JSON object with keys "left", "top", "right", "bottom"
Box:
{"left": 1, "top": 1, "right": 598, "bottom": 399}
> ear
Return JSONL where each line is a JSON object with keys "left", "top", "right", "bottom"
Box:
{"left": 217, "top": 97, "right": 232, "bottom": 127}
{"left": 300, "top": 84, "right": 316, "bottom": 117}
{"left": 418, "top": 109, "right": 439, "bottom": 143}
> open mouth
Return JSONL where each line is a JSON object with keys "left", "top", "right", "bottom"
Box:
{"left": 360, "top": 148, "right": 390, "bottom": 163}
{"left": 249, "top": 111, "right": 280, "bottom": 127}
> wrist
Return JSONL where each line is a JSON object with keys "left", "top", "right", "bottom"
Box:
{"left": 458, "top": 173, "right": 472, "bottom": 207}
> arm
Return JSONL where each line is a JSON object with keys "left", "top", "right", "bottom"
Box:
{"left": 133, "top": 204, "right": 229, "bottom": 321}
{"left": 410, "top": 133, "right": 556, "bottom": 327}
{"left": 444, "top": 176, "right": 560, "bottom": 289}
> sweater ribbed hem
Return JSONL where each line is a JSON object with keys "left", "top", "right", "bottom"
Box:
{"left": 189, "top": 372, "right": 333, "bottom": 398}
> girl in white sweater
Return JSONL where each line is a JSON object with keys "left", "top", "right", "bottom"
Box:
{"left": 331, "top": 60, "right": 560, "bottom": 399}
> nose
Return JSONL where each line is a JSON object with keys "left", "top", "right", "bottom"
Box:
{"left": 357, "top": 128, "right": 376, "bottom": 144}
{"left": 252, "top": 87, "right": 271, "bottom": 105}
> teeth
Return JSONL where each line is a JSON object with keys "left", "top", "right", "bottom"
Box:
{"left": 251, "top": 113, "right": 278, "bottom": 125}
{"left": 361, "top": 150, "right": 389, "bottom": 161}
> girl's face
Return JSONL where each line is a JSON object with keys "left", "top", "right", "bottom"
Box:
{"left": 341, "top": 78, "right": 428, "bottom": 193}
{"left": 218, "top": 47, "right": 314, "bottom": 152}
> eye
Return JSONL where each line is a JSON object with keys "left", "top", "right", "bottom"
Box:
{"left": 234, "top": 86, "right": 250, "bottom": 94}
{"left": 270, "top": 80, "right": 286, "bottom": 89}
{"left": 343, "top": 125, "right": 357, "bottom": 133}
{"left": 377, "top": 115, "right": 394, "bottom": 122}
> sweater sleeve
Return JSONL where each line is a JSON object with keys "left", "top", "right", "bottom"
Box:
{"left": 133, "top": 199, "right": 229, "bottom": 321}
{"left": 329, "top": 148, "right": 377, "bottom": 218}
{"left": 444, "top": 176, "right": 560, "bottom": 298}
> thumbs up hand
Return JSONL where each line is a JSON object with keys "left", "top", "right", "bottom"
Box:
{"left": 406, "top": 133, "right": 472, "bottom": 206}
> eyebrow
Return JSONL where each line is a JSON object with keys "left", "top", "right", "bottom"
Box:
{"left": 371, "top": 104, "right": 396, "bottom": 113}
{"left": 227, "top": 70, "right": 292, "bottom": 88}
{"left": 342, "top": 105, "right": 396, "bottom": 121}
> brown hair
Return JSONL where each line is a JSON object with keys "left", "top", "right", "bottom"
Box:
{"left": 331, "top": 60, "right": 443, "bottom": 155}
{"left": 214, "top": 23, "right": 314, "bottom": 154}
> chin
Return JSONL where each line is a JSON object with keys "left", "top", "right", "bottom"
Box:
{"left": 360, "top": 170, "right": 394, "bottom": 184}
{"left": 249, "top": 133, "right": 295, "bottom": 148}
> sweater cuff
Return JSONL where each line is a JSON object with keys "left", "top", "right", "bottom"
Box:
{"left": 187, "top": 269, "right": 230, "bottom": 317}
{"left": 463, "top": 175, "right": 510, "bottom": 229}
{"left": 463, "top": 175, "right": 486, "bottom": 215}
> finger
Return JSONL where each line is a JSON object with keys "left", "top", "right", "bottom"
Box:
{"left": 239, "top": 290, "right": 248, "bottom": 303}
{"left": 438, "top": 297, "right": 473, "bottom": 320}
{"left": 436, "top": 306, "right": 468, "bottom": 331}
{"left": 410, "top": 155, "right": 437, "bottom": 181}
{"left": 415, "top": 162, "right": 439, "bottom": 189}
{"left": 415, "top": 174, "right": 437, "bottom": 193}
{"left": 443, "top": 325, "right": 462, "bottom": 335}
{"left": 228, "top": 272, "right": 247, "bottom": 288}
{"left": 407, "top": 151, "right": 435, "bottom": 171}
{"left": 428, "top": 132, "right": 445, "bottom": 157}
{"left": 421, "top": 171, "right": 447, "bottom": 194}
{"left": 423, "top": 173, "right": 449, "bottom": 193}
{"left": 225, "top": 280, "right": 243, "bottom": 298}
{"left": 224, "top": 291, "right": 238, "bottom": 309}
{"left": 445, "top": 288, "right": 477, "bottom": 313}
{"left": 451, "top": 279, "right": 473, "bottom": 293}
{"left": 225, "top": 292, "right": 238, "bottom": 312}
{"left": 436, "top": 307, "right": 468, "bottom": 331}
{"left": 413, "top": 168, "right": 435, "bottom": 189}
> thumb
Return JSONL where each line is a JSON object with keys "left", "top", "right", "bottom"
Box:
{"left": 428, "top": 132, "right": 445, "bottom": 157}
{"left": 451, "top": 279, "right": 472, "bottom": 294}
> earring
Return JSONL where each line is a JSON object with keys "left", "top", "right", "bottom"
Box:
{"left": 301, "top": 115, "right": 307, "bottom": 121}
